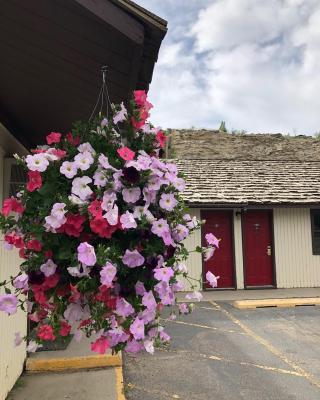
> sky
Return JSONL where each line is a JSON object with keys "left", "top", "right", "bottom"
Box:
{"left": 135, "top": 0, "right": 320, "bottom": 135}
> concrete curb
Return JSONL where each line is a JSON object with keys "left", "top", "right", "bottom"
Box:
{"left": 233, "top": 297, "right": 320, "bottom": 309}
{"left": 26, "top": 352, "right": 122, "bottom": 372}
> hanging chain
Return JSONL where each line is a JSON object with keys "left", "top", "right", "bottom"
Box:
{"left": 89, "top": 65, "right": 113, "bottom": 121}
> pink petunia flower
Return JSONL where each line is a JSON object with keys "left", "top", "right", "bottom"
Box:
{"left": 100, "top": 262, "right": 117, "bottom": 287}
{"left": 74, "top": 151, "right": 94, "bottom": 171}
{"left": 26, "top": 153, "right": 49, "bottom": 172}
{"left": 98, "top": 154, "right": 116, "bottom": 170}
{"left": 14, "top": 332, "right": 23, "bottom": 347}
{"left": 206, "top": 271, "right": 220, "bottom": 288}
{"left": 0, "top": 294, "right": 18, "bottom": 315}
{"left": 129, "top": 317, "right": 145, "bottom": 340}
{"left": 113, "top": 102, "right": 127, "bottom": 124}
{"left": 72, "top": 176, "right": 93, "bottom": 201}
{"left": 122, "top": 187, "right": 141, "bottom": 204}
{"left": 172, "top": 224, "right": 189, "bottom": 242}
{"left": 154, "top": 267, "right": 174, "bottom": 283}
{"left": 117, "top": 147, "right": 135, "bottom": 161}
{"left": 60, "top": 161, "right": 78, "bottom": 179}
{"left": 159, "top": 193, "right": 178, "bottom": 212}
{"left": 144, "top": 339, "right": 155, "bottom": 354}
{"left": 120, "top": 211, "right": 137, "bottom": 229}
{"left": 77, "top": 242, "right": 96, "bottom": 266}
{"left": 122, "top": 249, "right": 144, "bottom": 268}
{"left": 93, "top": 170, "right": 107, "bottom": 187}
{"left": 205, "top": 233, "right": 220, "bottom": 248}
{"left": 91, "top": 337, "right": 110, "bottom": 355}
{"left": 204, "top": 246, "right": 215, "bottom": 261}
{"left": 46, "top": 132, "right": 62, "bottom": 145}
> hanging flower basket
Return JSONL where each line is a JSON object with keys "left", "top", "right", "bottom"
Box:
{"left": 0, "top": 90, "right": 219, "bottom": 354}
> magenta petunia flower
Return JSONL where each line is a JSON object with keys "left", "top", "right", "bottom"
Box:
{"left": 122, "top": 249, "right": 144, "bottom": 268}
{"left": 77, "top": 242, "right": 96, "bottom": 266}
{"left": 122, "top": 187, "right": 141, "bottom": 204}
{"left": 117, "top": 146, "right": 135, "bottom": 161}
{"left": 129, "top": 317, "right": 145, "bottom": 340}
{"left": 91, "top": 337, "right": 110, "bottom": 355}
{"left": 0, "top": 294, "right": 18, "bottom": 315}
{"left": 154, "top": 267, "right": 174, "bottom": 283}
{"left": 100, "top": 262, "right": 117, "bottom": 286}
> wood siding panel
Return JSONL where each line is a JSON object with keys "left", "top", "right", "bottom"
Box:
{"left": 273, "top": 208, "right": 320, "bottom": 288}
{"left": 182, "top": 209, "right": 202, "bottom": 291}
{"left": 233, "top": 211, "right": 244, "bottom": 289}
{"left": 0, "top": 148, "right": 27, "bottom": 400}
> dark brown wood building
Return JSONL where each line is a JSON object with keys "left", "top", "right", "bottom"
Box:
{"left": 0, "top": 0, "right": 167, "bottom": 148}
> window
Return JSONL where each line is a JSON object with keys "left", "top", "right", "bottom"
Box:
{"left": 311, "top": 210, "right": 320, "bottom": 255}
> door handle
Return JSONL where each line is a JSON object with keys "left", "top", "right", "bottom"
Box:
{"left": 267, "top": 245, "right": 272, "bottom": 256}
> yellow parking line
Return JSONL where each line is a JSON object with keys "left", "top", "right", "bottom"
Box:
{"left": 158, "top": 347, "right": 302, "bottom": 377}
{"left": 162, "top": 318, "right": 245, "bottom": 335}
{"left": 210, "top": 301, "right": 320, "bottom": 389}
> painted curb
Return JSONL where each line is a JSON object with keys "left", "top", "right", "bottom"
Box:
{"left": 233, "top": 297, "right": 320, "bottom": 309}
{"left": 115, "top": 366, "right": 126, "bottom": 400}
{"left": 26, "top": 352, "right": 122, "bottom": 372}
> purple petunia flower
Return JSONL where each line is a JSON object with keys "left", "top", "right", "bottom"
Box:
{"left": 129, "top": 317, "right": 145, "bottom": 340}
{"left": 0, "top": 294, "right": 18, "bottom": 315}
{"left": 122, "top": 249, "right": 144, "bottom": 268}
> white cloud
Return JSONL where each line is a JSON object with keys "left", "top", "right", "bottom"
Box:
{"left": 136, "top": 0, "right": 320, "bottom": 134}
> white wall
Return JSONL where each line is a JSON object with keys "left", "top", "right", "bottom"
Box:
{"left": 0, "top": 146, "right": 27, "bottom": 400}
{"left": 273, "top": 208, "right": 320, "bottom": 288}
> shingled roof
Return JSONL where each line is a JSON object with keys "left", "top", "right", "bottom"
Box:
{"left": 175, "top": 159, "right": 320, "bottom": 206}
{"left": 168, "top": 130, "right": 320, "bottom": 161}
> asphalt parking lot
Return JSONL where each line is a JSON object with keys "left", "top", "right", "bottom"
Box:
{"left": 123, "top": 301, "right": 320, "bottom": 400}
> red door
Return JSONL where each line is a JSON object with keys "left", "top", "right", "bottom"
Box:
{"left": 202, "top": 211, "right": 234, "bottom": 289}
{"left": 243, "top": 210, "right": 274, "bottom": 287}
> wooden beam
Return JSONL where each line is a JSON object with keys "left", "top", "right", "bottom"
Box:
{"left": 74, "top": 0, "right": 144, "bottom": 44}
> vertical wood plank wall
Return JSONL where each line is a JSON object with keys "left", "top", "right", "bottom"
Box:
{"left": 273, "top": 208, "right": 320, "bottom": 288}
{"left": 0, "top": 149, "right": 27, "bottom": 400}
{"left": 233, "top": 211, "right": 244, "bottom": 289}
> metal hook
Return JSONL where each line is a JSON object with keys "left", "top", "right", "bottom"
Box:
{"left": 101, "top": 65, "right": 108, "bottom": 84}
